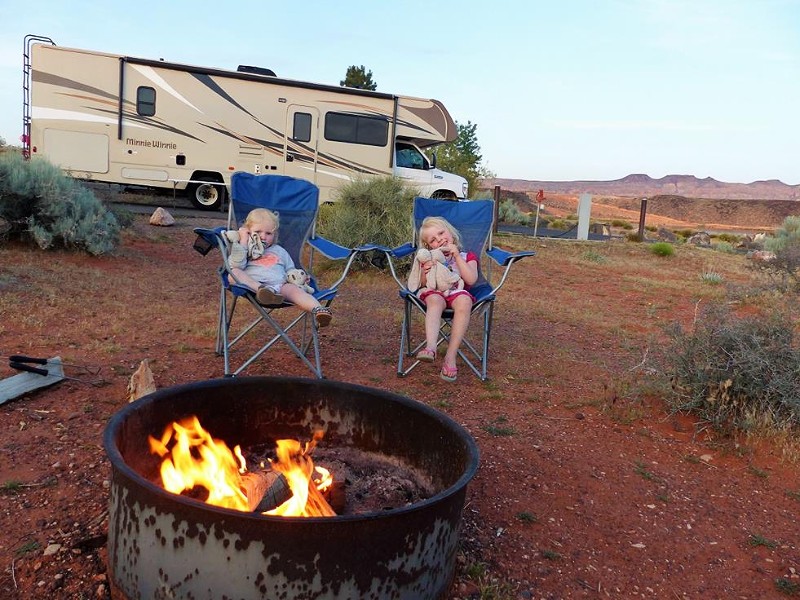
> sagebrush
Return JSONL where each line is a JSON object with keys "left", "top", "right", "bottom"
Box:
{"left": 0, "top": 152, "right": 120, "bottom": 255}
{"left": 316, "top": 176, "right": 416, "bottom": 270}
{"left": 665, "top": 302, "right": 800, "bottom": 434}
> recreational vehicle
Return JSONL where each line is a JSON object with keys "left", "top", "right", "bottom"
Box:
{"left": 22, "top": 35, "right": 468, "bottom": 209}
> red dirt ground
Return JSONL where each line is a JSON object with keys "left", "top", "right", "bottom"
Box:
{"left": 1, "top": 206, "right": 799, "bottom": 599}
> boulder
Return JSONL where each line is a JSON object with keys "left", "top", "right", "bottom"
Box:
{"left": 656, "top": 227, "right": 678, "bottom": 242}
{"left": 686, "top": 231, "right": 712, "bottom": 247}
{"left": 149, "top": 207, "right": 176, "bottom": 226}
{"left": 749, "top": 250, "right": 777, "bottom": 263}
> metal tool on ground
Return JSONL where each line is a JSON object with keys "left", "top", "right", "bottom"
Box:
{"left": 1, "top": 355, "right": 65, "bottom": 405}
{"left": 8, "top": 356, "right": 106, "bottom": 387}
{"left": 5, "top": 355, "right": 102, "bottom": 375}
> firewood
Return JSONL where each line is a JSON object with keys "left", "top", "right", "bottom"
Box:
{"left": 328, "top": 480, "right": 347, "bottom": 514}
{"left": 305, "top": 479, "right": 337, "bottom": 517}
{"left": 240, "top": 470, "right": 292, "bottom": 512}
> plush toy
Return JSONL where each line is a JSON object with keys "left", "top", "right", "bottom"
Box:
{"left": 222, "top": 229, "right": 265, "bottom": 258}
{"left": 407, "top": 248, "right": 464, "bottom": 296}
{"left": 286, "top": 268, "right": 314, "bottom": 294}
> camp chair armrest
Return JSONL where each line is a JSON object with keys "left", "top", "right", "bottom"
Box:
{"left": 486, "top": 247, "right": 536, "bottom": 267}
{"left": 389, "top": 242, "right": 417, "bottom": 259}
{"left": 308, "top": 235, "right": 352, "bottom": 261}
{"left": 193, "top": 226, "right": 228, "bottom": 255}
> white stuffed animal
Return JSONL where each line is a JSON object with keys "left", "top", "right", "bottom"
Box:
{"left": 286, "top": 268, "right": 314, "bottom": 294}
{"left": 407, "top": 248, "right": 464, "bottom": 296}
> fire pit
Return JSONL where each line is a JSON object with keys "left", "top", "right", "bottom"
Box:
{"left": 103, "top": 377, "right": 479, "bottom": 599}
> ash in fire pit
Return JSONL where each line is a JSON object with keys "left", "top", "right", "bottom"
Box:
{"left": 247, "top": 444, "right": 436, "bottom": 514}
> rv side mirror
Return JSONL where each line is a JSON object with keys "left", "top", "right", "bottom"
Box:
{"left": 430, "top": 152, "right": 437, "bottom": 169}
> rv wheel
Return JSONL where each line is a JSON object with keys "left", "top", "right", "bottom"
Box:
{"left": 431, "top": 190, "right": 458, "bottom": 201}
{"left": 187, "top": 177, "right": 225, "bottom": 210}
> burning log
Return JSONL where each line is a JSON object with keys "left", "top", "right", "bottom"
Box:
{"left": 240, "top": 470, "right": 293, "bottom": 512}
{"left": 304, "top": 478, "right": 336, "bottom": 517}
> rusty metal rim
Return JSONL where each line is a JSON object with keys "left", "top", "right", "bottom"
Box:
{"left": 103, "top": 376, "right": 480, "bottom": 523}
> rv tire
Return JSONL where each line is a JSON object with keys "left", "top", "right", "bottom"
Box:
{"left": 187, "top": 177, "right": 225, "bottom": 211}
{"left": 431, "top": 190, "right": 458, "bottom": 201}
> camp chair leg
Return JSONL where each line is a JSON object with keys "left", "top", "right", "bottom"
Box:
{"left": 230, "top": 301, "right": 323, "bottom": 377}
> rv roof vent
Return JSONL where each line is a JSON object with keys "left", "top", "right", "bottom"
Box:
{"left": 237, "top": 65, "right": 276, "bottom": 77}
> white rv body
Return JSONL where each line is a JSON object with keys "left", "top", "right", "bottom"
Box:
{"left": 24, "top": 39, "right": 468, "bottom": 209}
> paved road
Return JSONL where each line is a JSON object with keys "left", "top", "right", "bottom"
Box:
{"left": 113, "top": 197, "right": 612, "bottom": 240}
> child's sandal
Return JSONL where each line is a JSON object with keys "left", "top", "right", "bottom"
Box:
{"left": 440, "top": 364, "right": 458, "bottom": 382}
{"left": 312, "top": 306, "right": 332, "bottom": 328}
{"left": 256, "top": 287, "right": 284, "bottom": 306}
{"left": 416, "top": 348, "right": 436, "bottom": 362}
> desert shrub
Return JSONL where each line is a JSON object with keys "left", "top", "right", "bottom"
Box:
{"left": 626, "top": 231, "right": 643, "bottom": 242}
{"left": 610, "top": 219, "right": 631, "bottom": 228}
{"left": 0, "top": 153, "right": 120, "bottom": 255}
{"left": 547, "top": 218, "right": 570, "bottom": 230}
{"left": 316, "top": 176, "right": 415, "bottom": 270}
{"left": 700, "top": 270, "right": 723, "bottom": 285}
{"left": 581, "top": 250, "right": 607, "bottom": 264}
{"left": 715, "top": 232, "right": 740, "bottom": 244}
{"left": 713, "top": 241, "right": 736, "bottom": 254}
{"left": 664, "top": 302, "right": 800, "bottom": 434}
{"left": 650, "top": 242, "right": 674, "bottom": 257}
{"left": 498, "top": 199, "right": 529, "bottom": 225}
{"left": 765, "top": 216, "right": 800, "bottom": 253}
{"left": 675, "top": 229, "right": 696, "bottom": 240}
{"left": 645, "top": 225, "right": 657, "bottom": 232}
{"left": 751, "top": 244, "right": 800, "bottom": 292}
{"left": 108, "top": 204, "right": 135, "bottom": 229}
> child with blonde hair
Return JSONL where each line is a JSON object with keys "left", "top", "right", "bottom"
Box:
{"left": 412, "top": 216, "right": 478, "bottom": 381}
{"left": 227, "top": 208, "right": 332, "bottom": 327}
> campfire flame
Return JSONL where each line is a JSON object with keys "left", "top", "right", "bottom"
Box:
{"left": 266, "top": 432, "right": 335, "bottom": 517}
{"left": 148, "top": 416, "right": 334, "bottom": 517}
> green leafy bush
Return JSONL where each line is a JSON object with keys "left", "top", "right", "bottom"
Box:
{"left": 650, "top": 242, "right": 674, "bottom": 257}
{"left": 0, "top": 153, "right": 120, "bottom": 255}
{"left": 665, "top": 303, "right": 800, "bottom": 433}
{"left": 317, "top": 176, "right": 416, "bottom": 270}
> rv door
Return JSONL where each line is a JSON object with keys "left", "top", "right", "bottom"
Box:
{"left": 284, "top": 106, "right": 319, "bottom": 184}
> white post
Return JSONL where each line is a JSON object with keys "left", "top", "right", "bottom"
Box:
{"left": 577, "top": 193, "right": 592, "bottom": 241}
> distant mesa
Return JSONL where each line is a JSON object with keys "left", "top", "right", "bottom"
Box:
{"left": 483, "top": 173, "right": 799, "bottom": 201}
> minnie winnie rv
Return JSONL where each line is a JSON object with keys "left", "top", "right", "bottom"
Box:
{"left": 23, "top": 35, "right": 467, "bottom": 209}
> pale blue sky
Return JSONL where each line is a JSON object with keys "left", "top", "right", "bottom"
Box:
{"left": 1, "top": 0, "right": 798, "bottom": 184}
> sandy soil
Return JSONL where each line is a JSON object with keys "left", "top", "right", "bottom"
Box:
{"left": 1, "top": 204, "right": 799, "bottom": 599}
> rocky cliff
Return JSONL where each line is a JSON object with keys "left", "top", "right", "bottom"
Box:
{"left": 484, "top": 174, "right": 800, "bottom": 201}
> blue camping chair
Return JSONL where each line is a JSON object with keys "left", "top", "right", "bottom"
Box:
{"left": 367, "top": 197, "right": 535, "bottom": 381}
{"left": 193, "top": 173, "right": 359, "bottom": 378}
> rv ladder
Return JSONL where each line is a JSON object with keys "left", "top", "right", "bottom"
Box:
{"left": 22, "top": 34, "right": 55, "bottom": 159}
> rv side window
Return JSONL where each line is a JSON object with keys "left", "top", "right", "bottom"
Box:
{"left": 324, "top": 112, "right": 388, "bottom": 146}
{"left": 293, "top": 113, "right": 312, "bottom": 142}
{"left": 137, "top": 87, "right": 156, "bottom": 116}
